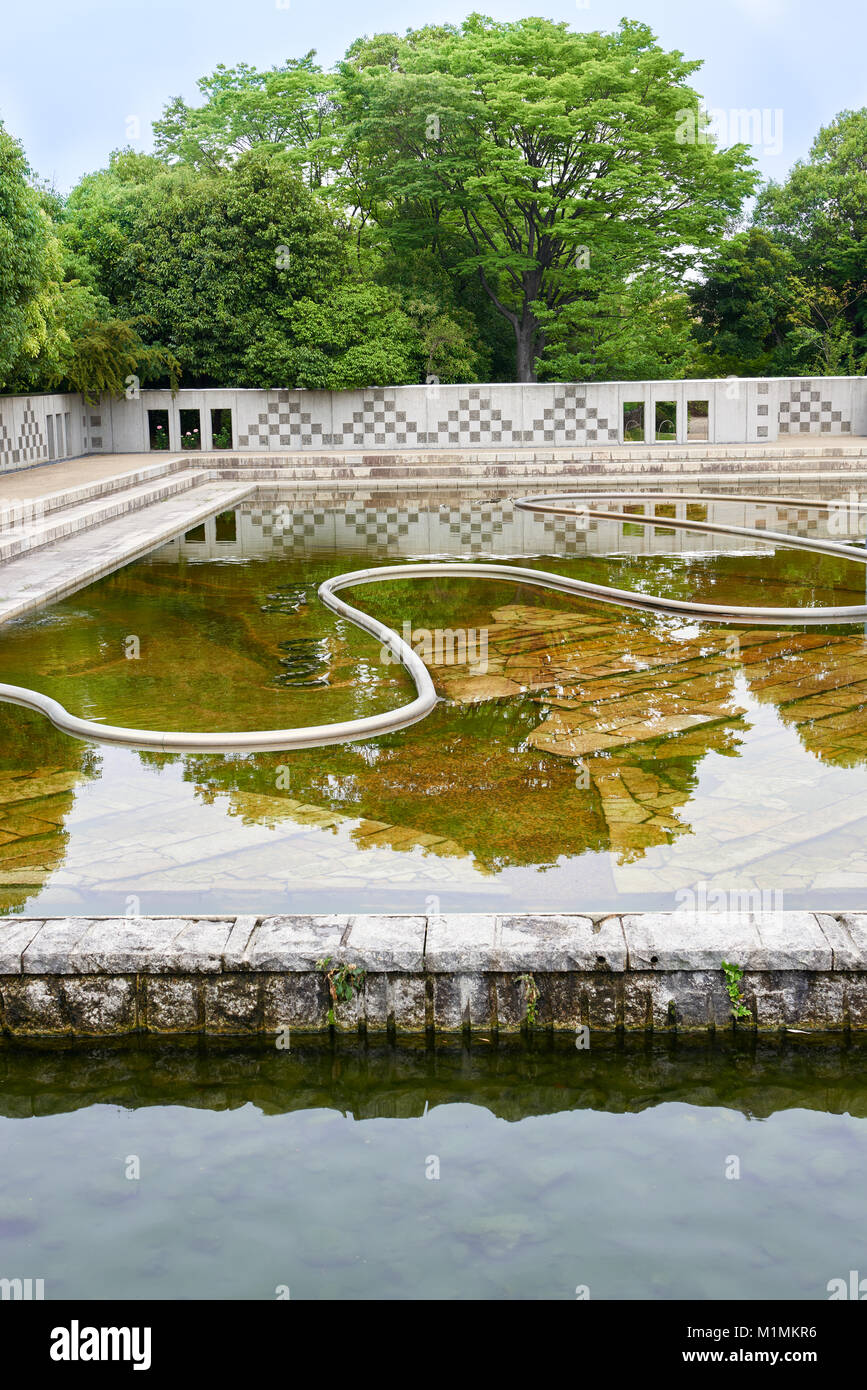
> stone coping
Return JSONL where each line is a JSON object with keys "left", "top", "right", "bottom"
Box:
{"left": 1, "top": 912, "right": 864, "bottom": 976}
{"left": 3, "top": 914, "right": 866, "bottom": 1034}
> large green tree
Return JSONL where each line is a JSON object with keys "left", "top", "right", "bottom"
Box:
{"left": 337, "top": 15, "right": 755, "bottom": 380}
{"left": 62, "top": 145, "right": 483, "bottom": 387}
{"left": 152, "top": 55, "right": 336, "bottom": 187}
{"left": 688, "top": 229, "right": 798, "bottom": 374}
{"left": 0, "top": 123, "right": 60, "bottom": 387}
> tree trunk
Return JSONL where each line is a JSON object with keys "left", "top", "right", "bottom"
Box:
{"left": 515, "top": 317, "right": 539, "bottom": 382}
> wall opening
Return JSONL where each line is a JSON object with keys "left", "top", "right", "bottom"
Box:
{"left": 687, "top": 400, "right": 709, "bottom": 441}
{"left": 623, "top": 402, "right": 645, "bottom": 442}
{"left": 654, "top": 501, "right": 676, "bottom": 535}
{"left": 215, "top": 509, "right": 237, "bottom": 544}
{"left": 622, "top": 502, "right": 646, "bottom": 537}
{"left": 655, "top": 401, "right": 676, "bottom": 442}
{"left": 184, "top": 523, "right": 206, "bottom": 543}
{"left": 179, "top": 408, "right": 201, "bottom": 451}
{"left": 210, "top": 408, "right": 233, "bottom": 450}
{"left": 148, "top": 409, "right": 170, "bottom": 450}
{"left": 46, "top": 416, "right": 56, "bottom": 460}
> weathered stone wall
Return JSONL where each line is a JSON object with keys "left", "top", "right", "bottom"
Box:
{"left": 1, "top": 913, "right": 865, "bottom": 1036}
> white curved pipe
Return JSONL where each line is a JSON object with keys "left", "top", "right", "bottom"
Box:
{"left": 1, "top": 490, "right": 865, "bottom": 752}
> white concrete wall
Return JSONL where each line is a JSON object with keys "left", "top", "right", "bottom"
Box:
{"left": 0, "top": 378, "right": 864, "bottom": 471}
{"left": 0, "top": 392, "right": 86, "bottom": 473}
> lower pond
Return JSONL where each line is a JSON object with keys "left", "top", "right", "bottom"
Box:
{"left": 0, "top": 1035, "right": 863, "bottom": 1300}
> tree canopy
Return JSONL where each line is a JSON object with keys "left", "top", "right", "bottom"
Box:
{"left": 1, "top": 17, "right": 865, "bottom": 396}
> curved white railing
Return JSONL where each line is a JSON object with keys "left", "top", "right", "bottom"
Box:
{"left": 1, "top": 490, "right": 866, "bottom": 752}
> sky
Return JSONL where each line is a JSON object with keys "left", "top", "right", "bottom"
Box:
{"left": 1, "top": 0, "right": 865, "bottom": 192}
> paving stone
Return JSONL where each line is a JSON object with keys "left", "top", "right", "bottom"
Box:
{"left": 424, "top": 913, "right": 625, "bottom": 971}
{"left": 22, "top": 918, "right": 98, "bottom": 974}
{"left": 244, "top": 915, "right": 351, "bottom": 970}
{"left": 0, "top": 917, "right": 44, "bottom": 973}
{"left": 222, "top": 915, "right": 260, "bottom": 970}
{"left": 344, "top": 915, "right": 426, "bottom": 971}
{"left": 67, "top": 916, "right": 234, "bottom": 973}
{"left": 621, "top": 911, "right": 832, "bottom": 971}
{"left": 816, "top": 913, "right": 867, "bottom": 970}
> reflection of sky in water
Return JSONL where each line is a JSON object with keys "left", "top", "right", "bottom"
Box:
{"left": 2, "top": 496, "right": 867, "bottom": 915}
{"left": 0, "top": 1038, "right": 864, "bottom": 1300}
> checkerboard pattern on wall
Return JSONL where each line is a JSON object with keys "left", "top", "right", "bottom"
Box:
{"left": 0, "top": 400, "right": 47, "bottom": 470}
{"left": 779, "top": 382, "right": 851, "bottom": 434}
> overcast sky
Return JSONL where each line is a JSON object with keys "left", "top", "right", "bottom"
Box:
{"left": 2, "top": 0, "right": 864, "bottom": 191}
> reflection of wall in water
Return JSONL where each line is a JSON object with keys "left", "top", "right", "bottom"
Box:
{"left": 154, "top": 496, "right": 863, "bottom": 563}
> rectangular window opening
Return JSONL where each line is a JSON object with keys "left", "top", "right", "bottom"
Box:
{"left": 623, "top": 402, "right": 645, "bottom": 442}
{"left": 179, "top": 408, "right": 202, "bottom": 451}
{"left": 687, "top": 400, "right": 709, "bottom": 441}
{"left": 215, "top": 510, "right": 237, "bottom": 544}
{"left": 210, "top": 408, "right": 233, "bottom": 450}
{"left": 655, "top": 401, "right": 677, "bottom": 442}
{"left": 148, "top": 409, "right": 170, "bottom": 450}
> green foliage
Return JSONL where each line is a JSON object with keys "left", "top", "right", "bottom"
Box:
{"left": 0, "top": 123, "right": 62, "bottom": 388}
{"left": 6, "top": 24, "right": 867, "bottom": 389}
{"left": 317, "top": 956, "right": 366, "bottom": 1026}
{"left": 153, "top": 55, "right": 336, "bottom": 187}
{"left": 336, "top": 15, "right": 754, "bottom": 379}
{"left": 721, "top": 961, "right": 751, "bottom": 1021}
{"left": 540, "top": 274, "right": 700, "bottom": 382}
{"left": 691, "top": 110, "right": 867, "bottom": 376}
{"left": 518, "top": 973, "right": 540, "bottom": 1027}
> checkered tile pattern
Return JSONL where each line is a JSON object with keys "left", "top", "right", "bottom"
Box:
{"left": 440, "top": 503, "right": 508, "bottom": 550}
{"left": 0, "top": 402, "right": 47, "bottom": 468}
{"left": 334, "top": 390, "right": 425, "bottom": 447}
{"left": 532, "top": 513, "right": 594, "bottom": 547}
{"left": 237, "top": 393, "right": 330, "bottom": 449}
{"left": 779, "top": 382, "right": 851, "bottom": 434}
{"left": 433, "top": 390, "right": 520, "bottom": 446}
{"left": 343, "top": 506, "right": 421, "bottom": 543}
{"left": 530, "top": 387, "right": 618, "bottom": 444}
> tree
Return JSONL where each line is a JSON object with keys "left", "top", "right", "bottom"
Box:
{"left": 688, "top": 229, "right": 798, "bottom": 374}
{"left": 62, "top": 147, "right": 347, "bottom": 385}
{"left": 754, "top": 108, "right": 867, "bottom": 353}
{"left": 337, "top": 15, "right": 755, "bottom": 380}
{"left": 244, "top": 281, "right": 485, "bottom": 388}
{"left": 152, "top": 56, "right": 336, "bottom": 187}
{"left": 541, "top": 273, "right": 699, "bottom": 382}
{"left": 0, "top": 122, "right": 61, "bottom": 388}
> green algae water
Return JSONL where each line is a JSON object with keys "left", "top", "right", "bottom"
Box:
{"left": 0, "top": 1035, "right": 864, "bottom": 1300}
{"left": 1, "top": 489, "right": 867, "bottom": 916}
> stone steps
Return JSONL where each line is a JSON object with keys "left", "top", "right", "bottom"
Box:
{"left": 0, "top": 455, "right": 190, "bottom": 528}
{"left": 0, "top": 467, "right": 212, "bottom": 564}
{"left": 0, "top": 480, "right": 254, "bottom": 625}
{"left": 199, "top": 443, "right": 867, "bottom": 489}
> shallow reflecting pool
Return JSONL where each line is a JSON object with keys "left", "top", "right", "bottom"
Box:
{"left": 0, "top": 1035, "right": 864, "bottom": 1300}
{"left": 1, "top": 488, "right": 867, "bottom": 914}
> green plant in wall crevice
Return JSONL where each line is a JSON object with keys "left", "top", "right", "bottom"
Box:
{"left": 317, "top": 955, "right": 366, "bottom": 1027}
{"left": 721, "top": 960, "right": 751, "bottom": 1022}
